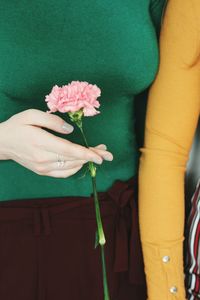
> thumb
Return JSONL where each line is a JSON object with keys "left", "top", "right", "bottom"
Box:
{"left": 15, "top": 109, "right": 74, "bottom": 134}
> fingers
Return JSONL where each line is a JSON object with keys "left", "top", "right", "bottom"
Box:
{"left": 31, "top": 142, "right": 113, "bottom": 178}
{"left": 90, "top": 145, "right": 113, "bottom": 161}
{"left": 12, "top": 109, "right": 74, "bottom": 134}
{"left": 30, "top": 143, "right": 113, "bottom": 178}
{"left": 65, "top": 142, "right": 114, "bottom": 163}
{"left": 45, "top": 165, "right": 83, "bottom": 178}
{"left": 94, "top": 144, "right": 107, "bottom": 150}
{"left": 42, "top": 135, "right": 103, "bottom": 165}
{"left": 35, "top": 159, "right": 87, "bottom": 174}
{"left": 65, "top": 142, "right": 104, "bottom": 164}
{"left": 39, "top": 143, "right": 112, "bottom": 164}
{"left": 39, "top": 132, "right": 113, "bottom": 165}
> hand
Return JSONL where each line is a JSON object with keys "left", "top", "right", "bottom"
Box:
{"left": 0, "top": 109, "right": 113, "bottom": 178}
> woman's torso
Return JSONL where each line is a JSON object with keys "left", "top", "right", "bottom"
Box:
{"left": 0, "top": 0, "right": 164, "bottom": 201}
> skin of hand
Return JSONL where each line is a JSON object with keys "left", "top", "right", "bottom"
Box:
{"left": 0, "top": 109, "right": 113, "bottom": 178}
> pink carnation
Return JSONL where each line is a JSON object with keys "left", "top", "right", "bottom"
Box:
{"left": 45, "top": 81, "right": 101, "bottom": 116}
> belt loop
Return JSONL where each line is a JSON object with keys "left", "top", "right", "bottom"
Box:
{"left": 33, "top": 209, "right": 41, "bottom": 236}
{"left": 41, "top": 208, "right": 51, "bottom": 236}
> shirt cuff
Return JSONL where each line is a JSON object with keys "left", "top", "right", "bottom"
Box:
{"left": 141, "top": 239, "right": 186, "bottom": 300}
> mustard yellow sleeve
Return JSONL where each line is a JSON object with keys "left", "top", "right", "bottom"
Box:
{"left": 139, "top": 1, "right": 200, "bottom": 299}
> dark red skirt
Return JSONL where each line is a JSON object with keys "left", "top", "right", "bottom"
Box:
{"left": 0, "top": 177, "right": 146, "bottom": 300}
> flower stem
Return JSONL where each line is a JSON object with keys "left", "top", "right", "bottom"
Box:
{"left": 91, "top": 175, "right": 106, "bottom": 245}
{"left": 101, "top": 245, "right": 110, "bottom": 300}
{"left": 78, "top": 123, "right": 105, "bottom": 245}
{"left": 75, "top": 120, "right": 110, "bottom": 300}
{"left": 78, "top": 124, "right": 89, "bottom": 148}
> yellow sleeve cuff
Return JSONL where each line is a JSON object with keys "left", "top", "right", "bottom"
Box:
{"left": 142, "top": 239, "right": 186, "bottom": 300}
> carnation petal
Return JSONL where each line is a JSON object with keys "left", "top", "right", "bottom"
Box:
{"left": 45, "top": 81, "right": 101, "bottom": 115}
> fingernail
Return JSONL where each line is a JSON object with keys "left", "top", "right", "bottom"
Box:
{"left": 94, "top": 158, "right": 103, "bottom": 165}
{"left": 104, "top": 154, "right": 113, "bottom": 161}
{"left": 62, "top": 122, "right": 74, "bottom": 133}
{"left": 98, "top": 144, "right": 107, "bottom": 150}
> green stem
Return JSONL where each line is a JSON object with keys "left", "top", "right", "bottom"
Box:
{"left": 101, "top": 245, "right": 110, "bottom": 300}
{"left": 91, "top": 175, "right": 106, "bottom": 245}
{"left": 78, "top": 122, "right": 105, "bottom": 244}
{"left": 78, "top": 125, "right": 89, "bottom": 148}
{"left": 75, "top": 120, "right": 110, "bottom": 300}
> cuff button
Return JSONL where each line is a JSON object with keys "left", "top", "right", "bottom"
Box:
{"left": 162, "top": 255, "right": 170, "bottom": 263}
{"left": 170, "top": 286, "right": 178, "bottom": 294}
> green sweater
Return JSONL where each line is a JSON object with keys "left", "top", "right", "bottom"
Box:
{"left": 0, "top": 0, "right": 165, "bottom": 201}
